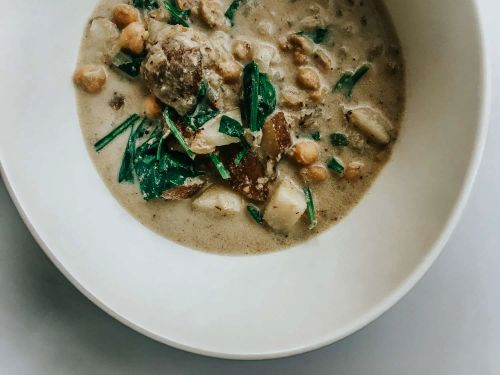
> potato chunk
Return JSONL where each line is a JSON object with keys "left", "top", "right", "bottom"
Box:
{"left": 263, "top": 178, "right": 307, "bottom": 231}
{"left": 190, "top": 110, "right": 241, "bottom": 154}
{"left": 192, "top": 185, "right": 244, "bottom": 215}
{"left": 345, "top": 107, "right": 392, "bottom": 145}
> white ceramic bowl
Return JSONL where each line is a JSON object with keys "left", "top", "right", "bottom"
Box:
{"left": 0, "top": 0, "right": 489, "bottom": 359}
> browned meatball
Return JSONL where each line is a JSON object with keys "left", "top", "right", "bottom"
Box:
{"left": 141, "top": 27, "right": 204, "bottom": 115}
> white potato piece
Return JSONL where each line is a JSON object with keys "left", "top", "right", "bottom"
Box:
{"left": 192, "top": 185, "right": 244, "bottom": 215}
{"left": 345, "top": 107, "right": 392, "bottom": 145}
{"left": 83, "top": 17, "right": 121, "bottom": 64}
{"left": 263, "top": 178, "right": 307, "bottom": 231}
{"left": 190, "top": 110, "right": 241, "bottom": 154}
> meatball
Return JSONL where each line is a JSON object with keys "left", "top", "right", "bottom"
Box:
{"left": 141, "top": 27, "right": 204, "bottom": 115}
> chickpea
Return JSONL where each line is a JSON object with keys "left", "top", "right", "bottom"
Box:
{"left": 144, "top": 95, "right": 163, "bottom": 119}
{"left": 292, "top": 141, "right": 319, "bottom": 165}
{"left": 314, "top": 50, "right": 334, "bottom": 71}
{"left": 73, "top": 65, "right": 107, "bottom": 93}
{"left": 216, "top": 59, "right": 242, "bottom": 83}
{"left": 309, "top": 87, "right": 326, "bottom": 103}
{"left": 287, "top": 34, "right": 313, "bottom": 54}
{"left": 344, "top": 162, "right": 364, "bottom": 182}
{"left": 300, "top": 164, "right": 328, "bottom": 183}
{"left": 112, "top": 4, "right": 139, "bottom": 29}
{"left": 296, "top": 67, "right": 321, "bottom": 91}
{"left": 232, "top": 40, "right": 253, "bottom": 61}
{"left": 293, "top": 51, "right": 308, "bottom": 66}
{"left": 199, "top": 0, "right": 225, "bottom": 28}
{"left": 280, "top": 86, "right": 305, "bottom": 109}
{"left": 120, "top": 22, "right": 147, "bottom": 55}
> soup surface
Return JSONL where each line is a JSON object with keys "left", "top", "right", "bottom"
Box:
{"left": 75, "top": 0, "right": 405, "bottom": 254}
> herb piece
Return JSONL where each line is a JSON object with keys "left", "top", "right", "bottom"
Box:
{"left": 163, "top": 108, "right": 196, "bottom": 159}
{"left": 298, "top": 28, "right": 329, "bottom": 44}
{"left": 112, "top": 52, "right": 145, "bottom": 78}
{"left": 330, "top": 133, "right": 349, "bottom": 146}
{"left": 247, "top": 204, "right": 263, "bottom": 224}
{"left": 162, "top": 0, "right": 190, "bottom": 27}
{"left": 133, "top": 0, "right": 159, "bottom": 10}
{"left": 327, "top": 157, "right": 345, "bottom": 174}
{"left": 225, "top": 0, "right": 244, "bottom": 25}
{"left": 94, "top": 114, "right": 140, "bottom": 152}
{"left": 183, "top": 82, "right": 219, "bottom": 130}
{"left": 234, "top": 142, "right": 250, "bottom": 166}
{"left": 310, "top": 131, "right": 321, "bottom": 141}
{"left": 256, "top": 73, "right": 277, "bottom": 130}
{"left": 219, "top": 115, "right": 244, "bottom": 138}
{"left": 118, "top": 117, "right": 148, "bottom": 183}
{"left": 333, "top": 64, "right": 370, "bottom": 98}
{"left": 303, "top": 187, "right": 317, "bottom": 229}
{"left": 134, "top": 151, "right": 200, "bottom": 201}
{"left": 209, "top": 153, "right": 231, "bottom": 180}
{"left": 242, "top": 62, "right": 260, "bottom": 132}
{"left": 242, "top": 62, "right": 277, "bottom": 132}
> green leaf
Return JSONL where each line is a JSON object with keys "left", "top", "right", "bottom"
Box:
{"left": 133, "top": 0, "right": 159, "bottom": 10}
{"left": 118, "top": 117, "right": 148, "bottom": 183}
{"left": 330, "top": 133, "right": 349, "bottom": 146}
{"left": 164, "top": 108, "right": 196, "bottom": 160}
{"left": 219, "top": 115, "right": 244, "bottom": 138}
{"left": 242, "top": 62, "right": 260, "bottom": 132}
{"left": 297, "top": 28, "right": 329, "bottom": 44}
{"left": 162, "top": 0, "right": 190, "bottom": 27}
{"left": 234, "top": 142, "right": 250, "bottom": 166}
{"left": 225, "top": 0, "right": 244, "bottom": 26}
{"left": 327, "top": 157, "right": 345, "bottom": 174}
{"left": 242, "top": 62, "right": 277, "bottom": 132}
{"left": 94, "top": 114, "right": 140, "bottom": 152}
{"left": 333, "top": 65, "right": 370, "bottom": 98}
{"left": 209, "top": 153, "right": 231, "bottom": 180}
{"left": 310, "top": 131, "right": 321, "bottom": 141}
{"left": 303, "top": 187, "right": 317, "bottom": 229}
{"left": 183, "top": 82, "right": 219, "bottom": 130}
{"left": 256, "top": 73, "right": 277, "bottom": 130}
{"left": 246, "top": 204, "right": 263, "bottom": 224}
{"left": 112, "top": 52, "right": 145, "bottom": 78}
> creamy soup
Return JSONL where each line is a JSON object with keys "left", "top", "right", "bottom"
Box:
{"left": 74, "top": 0, "right": 405, "bottom": 255}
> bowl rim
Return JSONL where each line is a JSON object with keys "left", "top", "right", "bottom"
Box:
{"left": 0, "top": 0, "right": 491, "bottom": 360}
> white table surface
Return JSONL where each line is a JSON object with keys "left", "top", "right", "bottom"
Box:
{"left": 1, "top": 1, "right": 499, "bottom": 373}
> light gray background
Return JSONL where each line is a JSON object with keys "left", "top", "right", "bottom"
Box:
{"left": 1, "top": 1, "right": 498, "bottom": 374}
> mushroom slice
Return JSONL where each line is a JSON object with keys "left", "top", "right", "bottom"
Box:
{"left": 162, "top": 177, "right": 205, "bottom": 200}
{"left": 261, "top": 112, "right": 292, "bottom": 160}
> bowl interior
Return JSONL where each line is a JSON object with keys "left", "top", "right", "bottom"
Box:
{"left": 0, "top": 0, "right": 487, "bottom": 359}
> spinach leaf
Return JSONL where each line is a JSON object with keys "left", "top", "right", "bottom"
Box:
{"left": 94, "top": 114, "right": 140, "bottom": 152}
{"left": 209, "top": 153, "right": 231, "bottom": 180}
{"left": 219, "top": 115, "right": 244, "bottom": 138}
{"left": 327, "top": 157, "right": 345, "bottom": 174}
{"left": 330, "top": 133, "right": 349, "bottom": 146}
{"left": 118, "top": 117, "right": 149, "bottom": 183}
{"left": 112, "top": 52, "right": 145, "bottom": 78}
{"left": 303, "top": 187, "right": 317, "bottom": 229}
{"left": 242, "top": 62, "right": 277, "bottom": 132}
{"left": 242, "top": 62, "right": 260, "bottom": 132}
{"left": 234, "top": 142, "right": 250, "bottom": 166}
{"left": 133, "top": 0, "right": 159, "bottom": 10}
{"left": 247, "top": 204, "right": 263, "bottom": 224}
{"left": 183, "top": 82, "right": 219, "bottom": 130}
{"left": 164, "top": 108, "right": 196, "bottom": 159}
{"left": 161, "top": 0, "right": 190, "bottom": 27}
{"left": 333, "top": 64, "right": 370, "bottom": 98}
{"left": 298, "top": 28, "right": 329, "bottom": 44}
{"left": 310, "top": 131, "right": 321, "bottom": 141}
{"left": 225, "top": 0, "right": 244, "bottom": 26}
{"left": 256, "top": 73, "right": 277, "bottom": 130}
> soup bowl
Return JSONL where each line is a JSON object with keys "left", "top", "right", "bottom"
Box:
{"left": 0, "top": 0, "right": 489, "bottom": 359}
